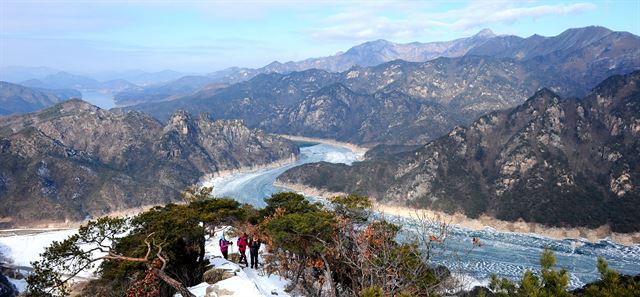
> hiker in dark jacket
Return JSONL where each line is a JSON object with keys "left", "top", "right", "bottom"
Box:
{"left": 237, "top": 233, "right": 249, "bottom": 266}
{"left": 249, "top": 237, "right": 262, "bottom": 269}
{"left": 219, "top": 236, "right": 232, "bottom": 260}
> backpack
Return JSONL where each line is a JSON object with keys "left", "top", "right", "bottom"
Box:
{"left": 250, "top": 238, "right": 260, "bottom": 249}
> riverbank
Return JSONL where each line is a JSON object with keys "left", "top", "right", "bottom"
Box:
{"left": 274, "top": 181, "right": 640, "bottom": 246}
{"left": 201, "top": 134, "right": 369, "bottom": 185}
{"left": 200, "top": 154, "right": 298, "bottom": 182}
{"left": 0, "top": 204, "right": 162, "bottom": 233}
{"left": 276, "top": 134, "right": 369, "bottom": 161}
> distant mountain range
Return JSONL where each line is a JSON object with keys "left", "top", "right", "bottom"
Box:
{"left": 0, "top": 81, "right": 81, "bottom": 116}
{"left": 0, "top": 100, "right": 298, "bottom": 226}
{"left": 127, "top": 26, "right": 639, "bottom": 145}
{"left": 113, "top": 75, "right": 228, "bottom": 106}
{"left": 88, "top": 69, "right": 186, "bottom": 86}
{"left": 20, "top": 71, "right": 138, "bottom": 92}
{"left": 0, "top": 66, "right": 185, "bottom": 87}
{"left": 5, "top": 26, "right": 637, "bottom": 111}
{"left": 278, "top": 71, "right": 640, "bottom": 233}
{"left": 125, "top": 25, "right": 636, "bottom": 104}
{"left": 252, "top": 28, "right": 498, "bottom": 73}
{"left": 112, "top": 28, "right": 499, "bottom": 104}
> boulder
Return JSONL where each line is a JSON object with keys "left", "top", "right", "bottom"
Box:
{"left": 203, "top": 267, "right": 236, "bottom": 284}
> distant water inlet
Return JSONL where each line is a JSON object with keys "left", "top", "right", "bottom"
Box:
{"left": 80, "top": 91, "right": 117, "bottom": 109}
{"left": 205, "top": 142, "right": 640, "bottom": 289}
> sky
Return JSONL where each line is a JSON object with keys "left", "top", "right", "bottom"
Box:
{"left": 1, "top": 0, "right": 639, "bottom": 74}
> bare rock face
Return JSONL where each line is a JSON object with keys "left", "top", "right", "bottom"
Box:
{"left": 0, "top": 100, "right": 298, "bottom": 226}
{"left": 279, "top": 72, "right": 640, "bottom": 232}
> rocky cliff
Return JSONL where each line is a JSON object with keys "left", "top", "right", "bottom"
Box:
{"left": 278, "top": 72, "right": 640, "bottom": 232}
{"left": 0, "top": 100, "right": 298, "bottom": 226}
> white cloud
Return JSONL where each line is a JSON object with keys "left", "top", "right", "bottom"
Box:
{"left": 308, "top": 1, "right": 596, "bottom": 42}
{"left": 444, "top": 2, "right": 596, "bottom": 30}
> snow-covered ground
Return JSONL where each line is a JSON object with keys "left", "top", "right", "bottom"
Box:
{"left": 0, "top": 229, "right": 81, "bottom": 292}
{"left": 0, "top": 229, "right": 78, "bottom": 267}
{"left": 0, "top": 227, "right": 291, "bottom": 296}
{"left": 175, "top": 228, "right": 291, "bottom": 297}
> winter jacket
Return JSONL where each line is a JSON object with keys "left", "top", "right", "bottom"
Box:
{"left": 219, "top": 239, "right": 231, "bottom": 253}
{"left": 237, "top": 236, "right": 248, "bottom": 252}
{"left": 249, "top": 238, "right": 261, "bottom": 253}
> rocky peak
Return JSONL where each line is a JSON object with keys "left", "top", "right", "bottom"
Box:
{"left": 474, "top": 28, "right": 495, "bottom": 38}
{"left": 518, "top": 88, "right": 562, "bottom": 110}
{"left": 57, "top": 99, "right": 100, "bottom": 113}
{"left": 353, "top": 39, "right": 394, "bottom": 49}
{"left": 558, "top": 25, "right": 612, "bottom": 39}
{"left": 591, "top": 71, "right": 640, "bottom": 101}
{"left": 166, "top": 110, "right": 195, "bottom": 135}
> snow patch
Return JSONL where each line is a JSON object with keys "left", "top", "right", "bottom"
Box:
{"left": 0, "top": 229, "right": 78, "bottom": 267}
{"left": 175, "top": 228, "right": 290, "bottom": 297}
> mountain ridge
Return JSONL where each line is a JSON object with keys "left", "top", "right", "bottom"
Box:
{"left": 128, "top": 52, "right": 635, "bottom": 145}
{"left": 0, "top": 99, "right": 298, "bottom": 227}
{"left": 0, "top": 81, "right": 81, "bottom": 116}
{"left": 277, "top": 71, "right": 640, "bottom": 232}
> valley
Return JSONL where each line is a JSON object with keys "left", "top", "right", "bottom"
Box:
{"left": 1, "top": 8, "right": 639, "bottom": 294}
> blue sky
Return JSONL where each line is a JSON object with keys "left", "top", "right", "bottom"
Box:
{"left": 1, "top": 0, "right": 638, "bottom": 74}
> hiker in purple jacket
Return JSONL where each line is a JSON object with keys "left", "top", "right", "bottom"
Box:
{"left": 219, "top": 236, "right": 232, "bottom": 260}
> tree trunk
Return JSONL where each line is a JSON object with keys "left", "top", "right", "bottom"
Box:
{"left": 153, "top": 268, "right": 196, "bottom": 297}
{"left": 321, "top": 254, "right": 339, "bottom": 297}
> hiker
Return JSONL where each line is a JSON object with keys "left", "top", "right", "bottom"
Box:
{"left": 237, "top": 233, "right": 249, "bottom": 266}
{"left": 249, "top": 236, "right": 262, "bottom": 269}
{"left": 219, "top": 236, "right": 232, "bottom": 260}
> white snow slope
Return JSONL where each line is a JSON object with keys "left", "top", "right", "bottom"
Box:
{"left": 175, "top": 228, "right": 291, "bottom": 297}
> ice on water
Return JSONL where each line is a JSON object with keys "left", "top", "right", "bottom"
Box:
{"left": 207, "top": 144, "right": 357, "bottom": 207}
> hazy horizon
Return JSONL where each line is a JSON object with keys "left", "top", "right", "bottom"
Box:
{"left": 1, "top": 0, "right": 639, "bottom": 74}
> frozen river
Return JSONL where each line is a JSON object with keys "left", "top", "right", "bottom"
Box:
{"left": 203, "top": 143, "right": 359, "bottom": 207}
{"left": 204, "top": 142, "right": 640, "bottom": 289}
